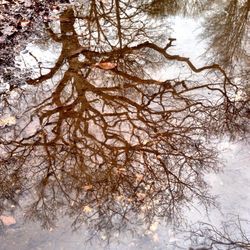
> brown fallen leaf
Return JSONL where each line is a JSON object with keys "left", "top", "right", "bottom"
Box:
{"left": 117, "top": 167, "right": 126, "bottom": 172}
{"left": 0, "top": 215, "right": 16, "bottom": 226}
{"left": 95, "top": 62, "right": 117, "bottom": 70}
{"left": 83, "top": 185, "right": 93, "bottom": 191}
{"left": 135, "top": 173, "right": 143, "bottom": 181}
{"left": 20, "top": 20, "right": 30, "bottom": 27}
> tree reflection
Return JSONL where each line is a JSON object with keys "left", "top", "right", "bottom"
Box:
{"left": 146, "top": 0, "right": 249, "bottom": 76}
{"left": 201, "top": 0, "right": 249, "bottom": 69}
{"left": 186, "top": 217, "right": 250, "bottom": 249}
{"left": 145, "top": 0, "right": 213, "bottom": 17}
{"left": 0, "top": 3, "right": 248, "bottom": 237}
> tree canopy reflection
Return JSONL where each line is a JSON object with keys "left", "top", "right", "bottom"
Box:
{"left": 202, "top": 0, "right": 249, "bottom": 71}
{"left": 146, "top": 0, "right": 249, "bottom": 73}
{"left": 0, "top": 2, "right": 248, "bottom": 237}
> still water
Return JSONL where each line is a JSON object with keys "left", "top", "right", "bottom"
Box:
{"left": 0, "top": 0, "right": 249, "bottom": 249}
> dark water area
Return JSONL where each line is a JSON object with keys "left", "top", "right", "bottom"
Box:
{"left": 0, "top": 0, "right": 249, "bottom": 249}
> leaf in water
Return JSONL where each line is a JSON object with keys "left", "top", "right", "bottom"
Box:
{"left": 95, "top": 62, "right": 117, "bottom": 70}
{"left": 100, "top": 233, "right": 107, "bottom": 240}
{"left": 83, "top": 206, "right": 92, "bottom": 213}
{"left": 135, "top": 173, "right": 143, "bottom": 181}
{"left": 20, "top": 20, "right": 30, "bottom": 27}
{"left": 117, "top": 167, "right": 126, "bottom": 173}
{"left": 115, "top": 195, "right": 124, "bottom": 202}
{"left": 149, "top": 221, "right": 158, "bottom": 232}
{"left": 0, "top": 215, "right": 16, "bottom": 226}
{"left": 137, "top": 192, "right": 146, "bottom": 200}
{"left": 83, "top": 185, "right": 93, "bottom": 191}
{"left": 152, "top": 233, "right": 159, "bottom": 242}
{"left": 0, "top": 116, "right": 16, "bottom": 127}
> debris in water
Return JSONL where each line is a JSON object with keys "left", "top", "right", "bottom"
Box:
{"left": 0, "top": 215, "right": 16, "bottom": 226}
